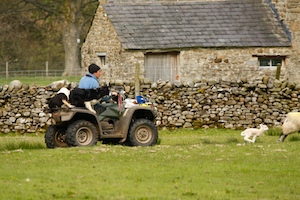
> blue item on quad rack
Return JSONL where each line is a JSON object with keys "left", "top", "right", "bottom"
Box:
{"left": 136, "top": 95, "right": 146, "bottom": 104}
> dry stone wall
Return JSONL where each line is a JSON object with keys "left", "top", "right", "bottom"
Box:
{"left": 0, "top": 76, "right": 299, "bottom": 133}
{"left": 135, "top": 76, "right": 300, "bottom": 129}
{"left": 0, "top": 84, "right": 52, "bottom": 133}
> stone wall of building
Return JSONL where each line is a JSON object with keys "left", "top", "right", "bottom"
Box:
{"left": 271, "top": 0, "right": 300, "bottom": 83}
{"left": 81, "top": 2, "right": 144, "bottom": 81}
{"left": 179, "top": 47, "right": 291, "bottom": 82}
{"left": 0, "top": 77, "right": 300, "bottom": 133}
{"left": 81, "top": 1, "right": 298, "bottom": 84}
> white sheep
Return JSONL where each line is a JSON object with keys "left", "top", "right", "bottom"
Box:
{"left": 241, "top": 124, "right": 269, "bottom": 143}
{"left": 278, "top": 112, "right": 300, "bottom": 142}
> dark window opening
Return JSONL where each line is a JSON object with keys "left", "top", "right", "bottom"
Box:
{"left": 258, "top": 56, "right": 284, "bottom": 68}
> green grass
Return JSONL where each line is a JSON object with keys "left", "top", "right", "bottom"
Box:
{"left": 1, "top": 129, "right": 300, "bottom": 200}
{"left": 0, "top": 134, "right": 46, "bottom": 151}
{"left": 0, "top": 76, "right": 81, "bottom": 86}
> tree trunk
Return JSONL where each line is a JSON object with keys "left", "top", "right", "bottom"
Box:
{"left": 17, "top": 0, "right": 99, "bottom": 76}
{"left": 62, "top": 22, "right": 81, "bottom": 76}
{"left": 62, "top": 0, "right": 83, "bottom": 76}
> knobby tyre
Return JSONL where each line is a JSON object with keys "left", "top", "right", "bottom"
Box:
{"left": 127, "top": 119, "right": 158, "bottom": 146}
{"left": 66, "top": 120, "right": 98, "bottom": 147}
{"left": 44, "top": 125, "right": 68, "bottom": 148}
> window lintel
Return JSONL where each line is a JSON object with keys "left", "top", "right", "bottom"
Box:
{"left": 252, "top": 54, "right": 288, "bottom": 58}
{"left": 96, "top": 52, "right": 106, "bottom": 57}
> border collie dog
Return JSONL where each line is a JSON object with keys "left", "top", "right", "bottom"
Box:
{"left": 48, "top": 87, "right": 74, "bottom": 112}
{"left": 69, "top": 86, "right": 110, "bottom": 113}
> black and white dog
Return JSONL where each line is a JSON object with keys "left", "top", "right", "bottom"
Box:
{"left": 69, "top": 86, "right": 110, "bottom": 113}
{"left": 46, "top": 86, "right": 110, "bottom": 113}
{"left": 47, "top": 87, "right": 74, "bottom": 112}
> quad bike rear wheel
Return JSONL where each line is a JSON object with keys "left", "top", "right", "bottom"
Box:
{"left": 66, "top": 120, "right": 98, "bottom": 147}
{"left": 127, "top": 119, "right": 158, "bottom": 146}
{"left": 45, "top": 125, "right": 68, "bottom": 148}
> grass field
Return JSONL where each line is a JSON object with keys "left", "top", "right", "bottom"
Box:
{"left": 1, "top": 128, "right": 300, "bottom": 200}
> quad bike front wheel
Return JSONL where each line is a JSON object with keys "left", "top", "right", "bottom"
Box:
{"left": 127, "top": 119, "right": 158, "bottom": 146}
{"left": 66, "top": 120, "right": 98, "bottom": 147}
{"left": 45, "top": 125, "right": 68, "bottom": 148}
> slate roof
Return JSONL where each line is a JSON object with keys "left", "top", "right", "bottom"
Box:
{"left": 103, "top": 0, "right": 291, "bottom": 50}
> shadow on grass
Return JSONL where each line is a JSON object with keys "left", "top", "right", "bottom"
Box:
{"left": 201, "top": 137, "right": 239, "bottom": 145}
{"left": 266, "top": 127, "right": 282, "bottom": 136}
{"left": 1, "top": 141, "right": 46, "bottom": 151}
{"left": 226, "top": 137, "right": 239, "bottom": 144}
{"left": 288, "top": 135, "right": 300, "bottom": 142}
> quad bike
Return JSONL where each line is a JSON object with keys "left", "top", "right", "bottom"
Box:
{"left": 44, "top": 92, "right": 158, "bottom": 148}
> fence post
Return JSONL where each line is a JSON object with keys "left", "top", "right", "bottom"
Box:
{"left": 135, "top": 63, "right": 140, "bottom": 97}
{"left": 46, "top": 61, "right": 49, "bottom": 77}
{"left": 276, "top": 63, "right": 281, "bottom": 80}
{"left": 6, "top": 62, "right": 8, "bottom": 79}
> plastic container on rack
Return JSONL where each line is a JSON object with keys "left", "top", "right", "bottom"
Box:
{"left": 136, "top": 95, "right": 146, "bottom": 104}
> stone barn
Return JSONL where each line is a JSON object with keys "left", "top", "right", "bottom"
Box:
{"left": 81, "top": 0, "right": 300, "bottom": 84}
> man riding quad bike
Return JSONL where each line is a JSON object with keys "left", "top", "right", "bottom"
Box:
{"left": 44, "top": 90, "right": 158, "bottom": 148}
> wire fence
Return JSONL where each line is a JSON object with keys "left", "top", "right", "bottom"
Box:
{"left": 1, "top": 69, "right": 86, "bottom": 78}
{"left": 0, "top": 70, "right": 65, "bottom": 78}
{"left": 0, "top": 61, "right": 85, "bottom": 86}
{"left": 0, "top": 61, "right": 85, "bottom": 78}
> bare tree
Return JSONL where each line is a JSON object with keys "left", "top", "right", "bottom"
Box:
{"left": 0, "top": 0, "right": 52, "bottom": 69}
{"left": 21, "top": 0, "right": 99, "bottom": 76}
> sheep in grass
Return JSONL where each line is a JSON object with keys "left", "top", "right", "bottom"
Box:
{"left": 278, "top": 112, "right": 300, "bottom": 142}
{"left": 241, "top": 124, "right": 269, "bottom": 143}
